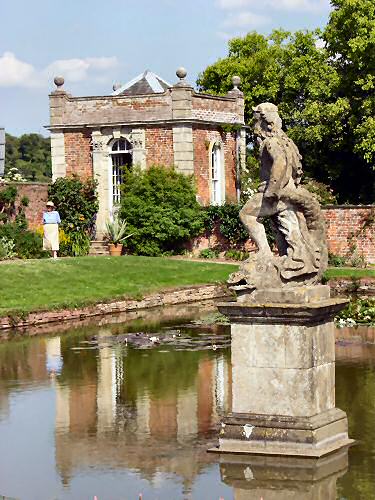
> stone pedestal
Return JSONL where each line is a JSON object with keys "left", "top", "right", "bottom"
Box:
{"left": 219, "top": 447, "right": 348, "bottom": 499}
{"left": 211, "top": 285, "right": 353, "bottom": 457}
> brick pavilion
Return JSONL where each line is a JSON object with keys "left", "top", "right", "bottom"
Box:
{"left": 48, "top": 68, "right": 246, "bottom": 236}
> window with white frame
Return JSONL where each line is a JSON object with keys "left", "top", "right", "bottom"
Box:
{"left": 211, "top": 143, "right": 224, "bottom": 205}
{"left": 109, "top": 139, "right": 132, "bottom": 204}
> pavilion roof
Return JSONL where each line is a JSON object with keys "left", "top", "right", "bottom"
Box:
{"left": 112, "top": 70, "right": 171, "bottom": 96}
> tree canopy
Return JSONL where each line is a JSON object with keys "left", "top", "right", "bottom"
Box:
{"left": 4, "top": 133, "right": 51, "bottom": 182}
{"left": 197, "top": 1, "right": 375, "bottom": 204}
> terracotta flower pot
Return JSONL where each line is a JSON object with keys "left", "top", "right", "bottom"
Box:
{"left": 109, "top": 243, "right": 123, "bottom": 256}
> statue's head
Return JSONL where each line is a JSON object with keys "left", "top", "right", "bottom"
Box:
{"left": 253, "top": 102, "right": 282, "bottom": 138}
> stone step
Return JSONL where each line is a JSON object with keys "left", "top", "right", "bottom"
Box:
{"left": 89, "top": 240, "right": 109, "bottom": 256}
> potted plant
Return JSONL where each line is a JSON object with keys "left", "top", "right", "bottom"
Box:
{"left": 105, "top": 217, "right": 133, "bottom": 256}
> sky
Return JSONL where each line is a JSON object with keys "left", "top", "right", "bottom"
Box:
{"left": 0, "top": 0, "right": 332, "bottom": 136}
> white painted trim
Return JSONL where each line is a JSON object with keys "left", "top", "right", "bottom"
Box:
{"left": 209, "top": 141, "right": 225, "bottom": 206}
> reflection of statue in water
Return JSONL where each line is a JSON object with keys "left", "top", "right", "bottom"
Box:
{"left": 229, "top": 103, "right": 328, "bottom": 292}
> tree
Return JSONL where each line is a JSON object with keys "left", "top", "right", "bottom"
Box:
{"left": 119, "top": 165, "right": 205, "bottom": 256}
{"left": 197, "top": 26, "right": 375, "bottom": 203}
{"left": 4, "top": 133, "right": 51, "bottom": 181}
{"left": 324, "top": 0, "right": 375, "bottom": 189}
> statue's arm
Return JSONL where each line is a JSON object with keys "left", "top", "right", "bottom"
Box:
{"left": 264, "top": 139, "right": 288, "bottom": 200}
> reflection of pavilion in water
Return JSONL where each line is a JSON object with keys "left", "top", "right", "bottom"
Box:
{"left": 0, "top": 339, "right": 49, "bottom": 421}
{"left": 53, "top": 330, "right": 232, "bottom": 489}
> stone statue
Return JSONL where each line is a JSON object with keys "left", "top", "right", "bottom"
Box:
{"left": 229, "top": 103, "right": 328, "bottom": 295}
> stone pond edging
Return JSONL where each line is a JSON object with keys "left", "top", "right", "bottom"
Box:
{"left": 0, "top": 283, "right": 232, "bottom": 332}
{"left": 328, "top": 277, "right": 375, "bottom": 296}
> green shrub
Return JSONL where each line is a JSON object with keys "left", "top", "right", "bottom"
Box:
{"left": 328, "top": 252, "right": 347, "bottom": 267}
{"left": 48, "top": 176, "right": 98, "bottom": 256}
{"left": 302, "top": 178, "right": 337, "bottom": 205}
{"left": 0, "top": 223, "right": 48, "bottom": 259}
{"left": 203, "top": 204, "right": 248, "bottom": 246}
{"left": 202, "top": 203, "right": 275, "bottom": 248}
{"left": 225, "top": 249, "right": 250, "bottom": 261}
{"left": 199, "top": 248, "right": 220, "bottom": 259}
{"left": 119, "top": 166, "right": 205, "bottom": 256}
{"left": 0, "top": 185, "right": 17, "bottom": 221}
{"left": 0, "top": 236, "right": 16, "bottom": 260}
{"left": 337, "top": 298, "right": 375, "bottom": 326}
{"left": 20, "top": 196, "right": 29, "bottom": 207}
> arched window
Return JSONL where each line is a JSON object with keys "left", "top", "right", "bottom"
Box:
{"left": 109, "top": 139, "right": 132, "bottom": 204}
{"left": 211, "top": 143, "right": 224, "bottom": 205}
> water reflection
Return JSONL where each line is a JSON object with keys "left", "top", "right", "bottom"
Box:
{"left": 0, "top": 318, "right": 375, "bottom": 499}
{"left": 220, "top": 449, "right": 348, "bottom": 499}
{"left": 54, "top": 329, "right": 231, "bottom": 489}
{"left": 0, "top": 317, "right": 233, "bottom": 499}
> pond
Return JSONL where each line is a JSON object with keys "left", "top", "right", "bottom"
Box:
{"left": 0, "top": 305, "right": 375, "bottom": 500}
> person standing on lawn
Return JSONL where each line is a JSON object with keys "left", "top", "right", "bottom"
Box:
{"left": 43, "top": 201, "right": 61, "bottom": 259}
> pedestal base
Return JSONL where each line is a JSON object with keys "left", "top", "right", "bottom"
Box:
{"left": 210, "top": 408, "right": 354, "bottom": 457}
{"left": 213, "top": 286, "right": 352, "bottom": 458}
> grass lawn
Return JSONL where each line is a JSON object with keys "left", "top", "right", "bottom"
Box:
{"left": 325, "top": 267, "right": 375, "bottom": 280}
{"left": 0, "top": 256, "right": 238, "bottom": 316}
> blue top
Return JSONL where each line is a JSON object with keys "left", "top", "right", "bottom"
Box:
{"left": 43, "top": 210, "right": 61, "bottom": 224}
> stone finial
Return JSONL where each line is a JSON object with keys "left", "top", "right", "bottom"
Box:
{"left": 227, "top": 75, "right": 243, "bottom": 97}
{"left": 176, "top": 67, "right": 187, "bottom": 80}
{"left": 174, "top": 67, "right": 192, "bottom": 88}
{"left": 113, "top": 82, "right": 122, "bottom": 92}
{"left": 54, "top": 76, "right": 65, "bottom": 90}
{"left": 232, "top": 75, "right": 241, "bottom": 89}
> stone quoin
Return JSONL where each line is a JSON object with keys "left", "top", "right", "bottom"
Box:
{"left": 48, "top": 70, "right": 246, "bottom": 237}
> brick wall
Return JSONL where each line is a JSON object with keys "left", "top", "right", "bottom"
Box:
{"left": 64, "top": 130, "right": 93, "bottom": 178}
{"left": 193, "top": 126, "right": 237, "bottom": 205}
{"left": 192, "top": 95, "right": 238, "bottom": 122}
{"left": 145, "top": 127, "right": 174, "bottom": 166}
{"left": 322, "top": 206, "right": 375, "bottom": 263}
{"left": 190, "top": 205, "right": 375, "bottom": 264}
{"left": 11, "top": 182, "right": 50, "bottom": 229}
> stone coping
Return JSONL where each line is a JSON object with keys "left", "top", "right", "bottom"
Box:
{"left": 47, "top": 117, "right": 246, "bottom": 131}
{"left": 0, "top": 283, "right": 231, "bottom": 332}
{"left": 222, "top": 408, "right": 347, "bottom": 431}
{"left": 218, "top": 298, "right": 349, "bottom": 325}
{"left": 48, "top": 89, "right": 239, "bottom": 103}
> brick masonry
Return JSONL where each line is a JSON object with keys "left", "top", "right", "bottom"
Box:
{"left": 193, "top": 126, "right": 237, "bottom": 205}
{"left": 64, "top": 130, "right": 92, "bottom": 178}
{"left": 11, "top": 182, "right": 49, "bottom": 229}
{"left": 145, "top": 127, "right": 174, "bottom": 166}
{"left": 323, "top": 206, "right": 375, "bottom": 263}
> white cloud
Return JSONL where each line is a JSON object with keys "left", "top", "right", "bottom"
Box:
{"left": 0, "top": 52, "right": 38, "bottom": 87}
{"left": 218, "top": 0, "right": 329, "bottom": 12}
{"left": 218, "top": 0, "right": 250, "bottom": 8}
{"left": 0, "top": 52, "right": 119, "bottom": 88}
{"left": 217, "top": 31, "right": 234, "bottom": 41}
{"left": 86, "top": 56, "right": 118, "bottom": 70}
{"left": 224, "top": 11, "right": 270, "bottom": 28}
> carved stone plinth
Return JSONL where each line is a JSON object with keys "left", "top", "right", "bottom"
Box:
{"left": 210, "top": 286, "right": 353, "bottom": 457}
{"left": 219, "top": 447, "right": 349, "bottom": 499}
